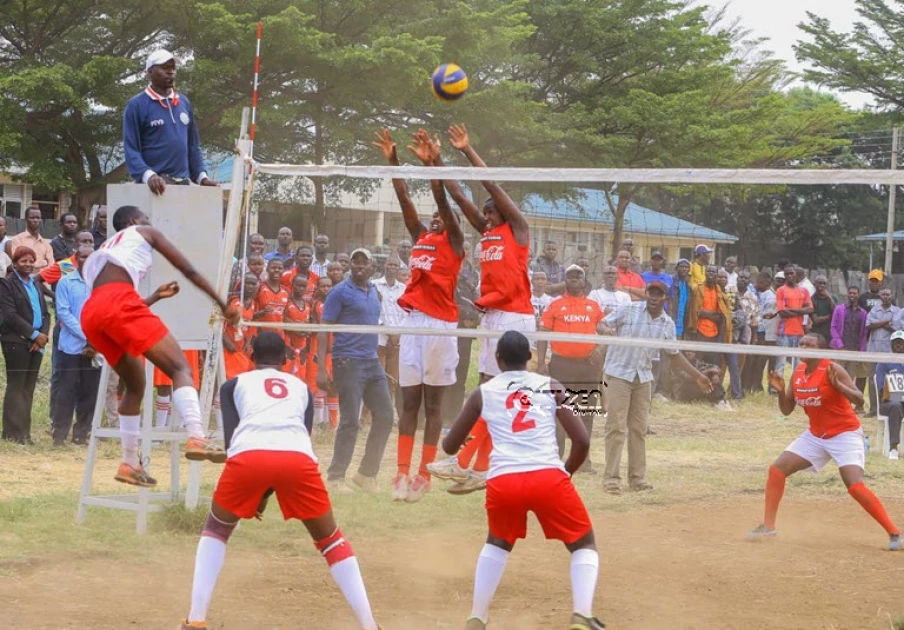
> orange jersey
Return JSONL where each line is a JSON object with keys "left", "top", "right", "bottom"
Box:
{"left": 540, "top": 295, "right": 604, "bottom": 358}
{"left": 255, "top": 282, "right": 290, "bottom": 324}
{"left": 224, "top": 297, "right": 256, "bottom": 354}
{"left": 398, "top": 230, "right": 463, "bottom": 322}
{"left": 476, "top": 222, "right": 532, "bottom": 315}
{"left": 284, "top": 297, "right": 311, "bottom": 353}
{"left": 280, "top": 268, "right": 319, "bottom": 301}
{"left": 792, "top": 359, "right": 861, "bottom": 439}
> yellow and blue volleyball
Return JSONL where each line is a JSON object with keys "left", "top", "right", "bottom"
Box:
{"left": 431, "top": 63, "right": 468, "bottom": 101}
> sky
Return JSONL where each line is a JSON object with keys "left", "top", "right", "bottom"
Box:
{"left": 720, "top": 0, "right": 870, "bottom": 108}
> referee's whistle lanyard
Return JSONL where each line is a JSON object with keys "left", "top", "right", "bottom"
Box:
{"left": 144, "top": 85, "right": 179, "bottom": 124}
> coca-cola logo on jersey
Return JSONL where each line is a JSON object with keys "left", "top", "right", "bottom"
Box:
{"left": 409, "top": 255, "right": 436, "bottom": 271}
{"left": 481, "top": 245, "right": 504, "bottom": 262}
{"left": 796, "top": 396, "right": 823, "bottom": 407}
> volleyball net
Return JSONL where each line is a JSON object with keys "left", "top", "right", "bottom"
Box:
{"left": 226, "top": 155, "right": 904, "bottom": 370}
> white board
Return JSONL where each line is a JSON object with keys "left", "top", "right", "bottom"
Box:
{"left": 106, "top": 183, "right": 223, "bottom": 345}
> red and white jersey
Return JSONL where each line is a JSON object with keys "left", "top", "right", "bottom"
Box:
{"left": 82, "top": 226, "right": 152, "bottom": 289}
{"left": 481, "top": 370, "right": 565, "bottom": 480}
{"left": 226, "top": 368, "right": 314, "bottom": 459}
{"left": 476, "top": 223, "right": 532, "bottom": 315}
{"left": 792, "top": 359, "right": 861, "bottom": 439}
{"left": 398, "top": 231, "right": 463, "bottom": 323}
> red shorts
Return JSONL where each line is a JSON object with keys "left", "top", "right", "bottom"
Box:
{"left": 213, "top": 450, "right": 331, "bottom": 521}
{"left": 485, "top": 468, "right": 592, "bottom": 545}
{"left": 81, "top": 282, "right": 169, "bottom": 366}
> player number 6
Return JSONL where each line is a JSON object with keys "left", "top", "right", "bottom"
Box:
{"left": 264, "top": 377, "right": 289, "bottom": 399}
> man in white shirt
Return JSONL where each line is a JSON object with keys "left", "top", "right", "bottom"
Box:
{"left": 311, "top": 233, "right": 332, "bottom": 278}
{"left": 588, "top": 266, "right": 631, "bottom": 316}
{"left": 373, "top": 256, "right": 406, "bottom": 411}
{"left": 529, "top": 271, "right": 554, "bottom": 371}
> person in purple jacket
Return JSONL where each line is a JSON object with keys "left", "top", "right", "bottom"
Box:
{"left": 830, "top": 286, "right": 870, "bottom": 412}
{"left": 123, "top": 50, "right": 218, "bottom": 196}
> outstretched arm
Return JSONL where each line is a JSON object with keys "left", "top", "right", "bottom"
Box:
{"left": 434, "top": 150, "right": 487, "bottom": 234}
{"left": 373, "top": 128, "right": 426, "bottom": 242}
{"left": 139, "top": 226, "right": 232, "bottom": 316}
{"left": 410, "top": 130, "right": 465, "bottom": 257}
{"left": 448, "top": 123, "right": 530, "bottom": 246}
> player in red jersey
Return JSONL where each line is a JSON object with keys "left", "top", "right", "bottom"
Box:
{"left": 749, "top": 332, "right": 902, "bottom": 550}
{"left": 373, "top": 128, "right": 465, "bottom": 503}
{"left": 284, "top": 273, "right": 312, "bottom": 378}
{"left": 178, "top": 332, "right": 382, "bottom": 630}
{"left": 222, "top": 272, "right": 259, "bottom": 381}
{"left": 307, "top": 276, "right": 338, "bottom": 428}
{"left": 443, "top": 331, "right": 604, "bottom": 630}
{"left": 280, "top": 244, "right": 319, "bottom": 301}
{"left": 256, "top": 258, "right": 290, "bottom": 328}
{"left": 80, "top": 205, "right": 237, "bottom": 487}
{"left": 428, "top": 123, "right": 533, "bottom": 495}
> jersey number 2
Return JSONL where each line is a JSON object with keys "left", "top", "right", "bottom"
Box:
{"left": 506, "top": 391, "right": 535, "bottom": 433}
{"left": 264, "top": 377, "right": 289, "bottom": 399}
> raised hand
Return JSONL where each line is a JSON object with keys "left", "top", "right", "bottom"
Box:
{"left": 407, "top": 129, "right": 436, "bottom": 164}
{"left": 372, "top": 128, "right": 398, "bottom": 163}
{"left": 448, "top": 123, "right": 470, "bottom": 151}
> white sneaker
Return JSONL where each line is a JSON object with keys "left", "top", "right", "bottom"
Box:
{"left": 426, "top": 457, "right": 468, "bottom": 483}
{"left": 889, "top": 450, "right": 899, "bottom": 461}
{"left": 715, "top": 400, "right": 735, "bottom": 412}
{"left": 391, "top": 474, "right": 409, "bottom": 501}
{"left": 405, "top": 474, "right": 430, "bottom": 503}
{"left": 447, "top": 470, "right": 487, "bottom": 495}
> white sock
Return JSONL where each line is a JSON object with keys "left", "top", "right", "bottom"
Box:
{"left": 173, "top": 386, "right": 205, "bottom": 439}
{"left": 155, "top": 395, "right": 171, "bottom": 428}
{"left": 188, "top": 535, "right": 227, "bottom": 623}
{"left": 570, "top": 548, "right": 599, "bottom": 617}
{"left": 214, "top": 397, "right": 223, "bottom": 432}
{"left": 470, "top": 544, "right": 509, "bottom": 623}
{"left": 119, "top": 414, "right": 141, "bottom": 467}
{"left": 314, "top": 394, "right": 327, "bottom": 425}
{"left": 329, "top": 557, "right": 378, "bottom": 630}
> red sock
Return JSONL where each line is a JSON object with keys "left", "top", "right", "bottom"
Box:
{"left": 764, "top": 465, "right": 786, "bottom": 530}
{"left": 418, "top": 444, "right": 438, "bottom": 479}
{"left": 397, "top": 434, "right": 414, "bottom": 476}
{"left": 474, "top": 434, "right": 492, "bottom": 473}
{"left": 848, "top": 482, "right": 901, "bottom": 535}
{"left": 457, "top": 419, "right": 488, "bottom": 468}
{"left": 327, "top": 397, "right": 339, "bottom": 429}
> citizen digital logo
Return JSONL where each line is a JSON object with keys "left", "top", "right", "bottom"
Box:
{"left": 506, "top": 382, "right": 605, "bottom": 416}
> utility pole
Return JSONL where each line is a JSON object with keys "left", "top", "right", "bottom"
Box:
{"left": 885, "top": 126, "right": 900, "bottom": 275}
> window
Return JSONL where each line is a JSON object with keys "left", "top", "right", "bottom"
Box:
{"left": 0, "top": 183, "right": 24, "bottom": 218}
{"left": 679, "top": 247, "right": 694, "bottom": 261}
{"left": 31, "top": 191, "right": 59, "bottom": 220}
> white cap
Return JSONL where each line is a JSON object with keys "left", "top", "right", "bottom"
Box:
{"left": 775, "top": 271, "right": 785, "bottom": 280}
{"left": 350, "top": 247, "right": 373, "bottom": 261}
{"left": 146, "top": 49, "right": 176, "bottom": 71}
{"left": 892, "top": 330, "right": 904, "bottom": 342}
{"left": 565, "top": 264, "right": 585, "bottom": 276}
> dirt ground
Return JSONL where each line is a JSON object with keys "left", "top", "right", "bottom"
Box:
{"left": 2, "top": 495, "right": 904, "bottom": 629}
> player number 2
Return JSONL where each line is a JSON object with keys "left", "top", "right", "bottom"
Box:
{"left": 264, "top": 377, "right": 289, "bottom": 399}
{"left": 506, "top": 390, "right": 535, "bottom": 433}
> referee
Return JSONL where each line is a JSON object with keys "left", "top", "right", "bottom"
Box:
{"left": 537, "top": 265, "right": 606, "bottom": 469}
{"left": 123, "top": 50, "right": 217, "bottom": 196}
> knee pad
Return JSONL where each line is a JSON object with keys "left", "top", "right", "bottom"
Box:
{"left": 202, "top": 511, "right": 237, "bottom": 544}
{"left": 314, "top": 527, "right": 355, "bottom": 566}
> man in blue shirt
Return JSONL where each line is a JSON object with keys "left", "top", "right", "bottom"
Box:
{"left": 876, "top": 330, "right": 904, "bottom": 460}
{"left": 318, "top": 248, "right": 394, "bottom": 493}
{"left": 668, "top": 258, "right": 691, "bottom": 338}
{"left": 263, "top": 226, "right": 296, "bottom": 269}
{"left": 51, "top": 246, "right": 101, "bottom": 446}
{"left": 123, "top": 50, "right": 217, "bottom": 196}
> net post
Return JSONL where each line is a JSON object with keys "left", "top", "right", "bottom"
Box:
{"left": 184, "top": 109, "right": 251, "bottom": 510}
{"left": 76, "top": 362, "right": 111, "bottom": 525}
{"left": 885, "top": 126, "right": 900, "bottom": 275}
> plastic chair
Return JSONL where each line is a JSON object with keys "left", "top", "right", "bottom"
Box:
{"left": 873, "top": 374, "right": 891, "bottom": 457}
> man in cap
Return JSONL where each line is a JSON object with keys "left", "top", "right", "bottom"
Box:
{"left": 123, "top": 49, "right": 217, "bottom": 195}
{"left": 599, "top": 281, "right": 711, "bottom": 494}
{"left": 537, "top": 265, "right": 606, "bottom": 470}
{"left": 876, "top": 330, "right": 904, "bottom": 460}
{"left": 860, "top": 269, "right": 886, "bottom": 313}
{"left": 642, "top": 251, "right": 672, "bottom": 302}
{"left": 690, "top": 244, "right": 713, "bottom": 289}
{"left": 318, "top": 248, "right": 395, "bottom": 494}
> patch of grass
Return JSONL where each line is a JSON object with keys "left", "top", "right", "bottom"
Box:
{"left": 156, "top": 502, "right": 209, "bottom": 534}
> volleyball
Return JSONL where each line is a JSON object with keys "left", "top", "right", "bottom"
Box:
{"left": 431, "top": 63, "right": 469, "bottom": 101}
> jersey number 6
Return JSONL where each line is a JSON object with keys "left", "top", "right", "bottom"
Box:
{"left": 264, "top": 377, "right": 289, "bottom": 399}
{"left": 506, "top": 390, "right": 535, "bottom": 433}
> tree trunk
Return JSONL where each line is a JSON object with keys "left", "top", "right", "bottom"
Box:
{"left": 606, "top": 184, "right": 637, "bottom": 257}
{"left": 313, "top": 105, "right": 326, "bottom": 231}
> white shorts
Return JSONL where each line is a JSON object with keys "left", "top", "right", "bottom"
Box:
{"left": 785, "top": 428, "right": 865, "bottom": 472}
{"left": 478, "top": 309, "right": 537, "bottom": 377}
{"left": 399, "top": 311, "right": 459, "bottom": 387}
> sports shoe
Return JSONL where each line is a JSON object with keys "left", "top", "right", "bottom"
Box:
{"left": 178, "top": 619, "right": 207, "bottom": 629}
{"left": 569, "top": 612, "right": 605, "bottom": 629}
{"left": 890, "top": 534, "right": 902, "bottom": 551}
{"left": 427, "top": 457, "right": 469, "bottom": 483}
{"left": 715, "top": 400, "right": 735, "bottom": 412}
{"left": 890, "top": 450, "right": 900, "bottom": 461}
{"left": 447, "top": 470, "right": 487, "bottom": 495}
{"left": 327, "top": 479, "right": 354, "bottom": 494}
{"left": 747, "top": 524, "right": 777, "bottom": 540}
{"left": 406, "top": 474, "right": 431, "bottom": 503}
{"left": 603, "top": 483, "right": 620, "bottom": 495}
{"left": 352, "top": 472, "right": 379, "bottom": 493}
{"left": 392, "top": 474, "right": 409, "bottom": 502}
{"left": 464, "top": 617, "right": 487, "bottom": 629}
{"left": 630, "top": 481, "right": 653, "bottom": 492}
{"left": 114, "top": 462, "right": 157, "bottom": 487}
{"left": 185, "top": 437, "right": 226, "bottom": 463}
